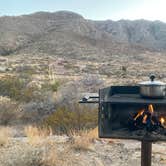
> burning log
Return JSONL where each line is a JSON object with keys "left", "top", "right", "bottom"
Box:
{"left": 128, "top": 104, "right": 166, "bottom": 132}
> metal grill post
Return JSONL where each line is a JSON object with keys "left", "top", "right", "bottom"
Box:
{"left": 141, "top": 141, "right": 152, "bottom": 166}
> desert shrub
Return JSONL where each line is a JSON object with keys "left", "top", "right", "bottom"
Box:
{"left": 121, "top": 65, "right": 128, "bottom": 77}
{"left": 121, "top": 65, "right": 127, "bottom": 72}
{"left": 42, "top": 80, "right": 60, "bottom": 92}
{"left": 43, "top": 104, "right": 98, "bottom": 134}
{"left": 0, "top": 75, "right": 25, "bottom": 100}
{"left": 0, "top": 97, "right": 19, "bottom": 125}
{"left": 21, "top": 87, "right": 44, "bottom": 102}
{"left": 0, "top": 75, "right": 52, "bottom": 102}
{"left": 0, "top": 75, "right": 37, "bottom": 102}
{"left": 0, "top": 46, "right": 14, "bottom": 56}
{"left": 55, "top": 82, "right": 79, "bottom": 106}
{"left": 22, "top": 87, "right": 36, "bottom": 102}
{"left": 20, "top": 95, "right": 56, "bottom": 124}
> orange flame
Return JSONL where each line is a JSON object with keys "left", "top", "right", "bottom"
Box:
{"left": 148, "top": 104, "right": 154, "bottom": 114}
{"left": 143, "top": 114, "right": 148, "bottom": 124}
{"left": 134, "top": 109, "right": 144, "bottom": 120}
{"left": 132, "top": 104, "right": 166, "bottom": 129}
{"left": 160, "top": 117, "right": 165, "bottom": 125}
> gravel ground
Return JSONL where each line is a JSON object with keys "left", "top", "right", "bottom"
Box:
{"left": 0, "top": 136, "right": 165, "bottom": 166}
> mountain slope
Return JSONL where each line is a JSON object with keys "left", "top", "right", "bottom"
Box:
{"left": 0, "top": 11, "right": 166, "bottom": 58}
{"left": 95, "top": 19, "right": 166, "bottom": 51}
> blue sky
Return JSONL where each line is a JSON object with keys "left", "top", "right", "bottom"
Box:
{"left": 0, "top": 0, "right": 166, "bottom": 21}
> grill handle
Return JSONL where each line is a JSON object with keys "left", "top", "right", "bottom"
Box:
{"left": 79, "top": 95, "right": 99, "bottom": 103}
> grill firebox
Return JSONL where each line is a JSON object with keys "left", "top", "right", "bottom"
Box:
{"left": 99, "top": 86, "right": 166, "bottom": 141}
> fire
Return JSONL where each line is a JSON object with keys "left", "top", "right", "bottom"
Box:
{"left": 148, "top": 104, "right": 154, "bottom": 114}
{"left": 133, "top": 105, "right": 154, "bottom": 124}
{"left": 142, "top": 114, "right": 148, "bottom": 124}
{"left": 128, "top": 104, "right": 166, "bottom": 131}
{"left": 134, "top": 109, "right": 144, "bottom": 120}
{"left": 160, "top": 117, "right": 165, "bottom": 125}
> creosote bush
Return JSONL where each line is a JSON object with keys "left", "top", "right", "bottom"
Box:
{"left": 0, "top": 75, "right": 60, "bottom": 102}
{"left": 0, "top": 97, "right": 19, "bottom": 125}
{"left": 43, "top": 104, "right": 98, "bottom": 134}
{"left": 0, "top": 75, "right": 25, "bottom": 101}
{"left": 0, "top": 75, "right": 37, "bottom": 102}
{"left": 42, "top": 80, "right": 60, "bottom": 92}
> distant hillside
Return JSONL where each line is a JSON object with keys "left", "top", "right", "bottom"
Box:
{"left": 0, "top": 11, "right": 166, "bottom": 58}
{"left": 95, "top": 19, "right": 166, "bottom": 51}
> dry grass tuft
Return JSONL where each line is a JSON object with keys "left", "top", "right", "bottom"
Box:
{"left": 87, "top": 127, "right": 98, "bottom": 141}
{"left": 70, "top": 127, "right": 98, "bottom": 151}
{"left": 0, "top": 126, "right": 97, "bottom": 166}
{"left": 71, "top": 136, "right": 92, "bottom": 151}
{"left": 24, "top": 125, "right": 52, "bottom": 145}
{"left": 0, "top": 126, "right": 12, "bottom": 146}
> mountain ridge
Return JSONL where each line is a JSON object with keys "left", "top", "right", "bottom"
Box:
{"left": 0, "top": 11, "right": 166, "bottom": 58}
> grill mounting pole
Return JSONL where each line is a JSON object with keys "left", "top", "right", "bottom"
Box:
{"left": 141, "top": 140, "right": 152, "bottom": 166}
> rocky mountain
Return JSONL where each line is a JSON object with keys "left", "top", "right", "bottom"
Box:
{"left": 95, "top": 19, "right": 166, "bottom": 51}
{"left": 0, "top": 11, "right": 166, "bottom": 58}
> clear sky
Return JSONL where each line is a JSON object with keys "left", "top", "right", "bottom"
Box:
{"left": 0, "top": 0, "right": 166, "bottom": 22}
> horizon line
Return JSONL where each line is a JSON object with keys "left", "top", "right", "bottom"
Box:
{"left": 0, "top": 10, "right": 165, "bottom": 23}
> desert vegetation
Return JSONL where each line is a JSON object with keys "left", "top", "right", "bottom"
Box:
{"left": 1, "top": 52, "right": 166, "bottom": 165}
{"left": 43, "top": 105, "right": 98, "bottom": 134}
{"left": 0, "top": 55, "right": 99, "bottom": 132}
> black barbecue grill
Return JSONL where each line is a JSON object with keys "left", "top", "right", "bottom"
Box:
{"left": 80, "top": 85, "right": 166, "bottom": 166}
